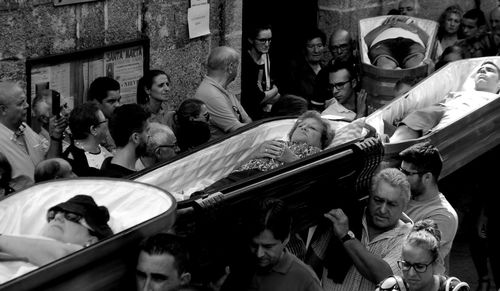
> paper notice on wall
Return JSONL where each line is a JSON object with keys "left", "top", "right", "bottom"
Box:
{"left": 190, "top": 0, "right": 207, "bottom": 6}
{"left": 188, "top": 4, "right": 210, "bottom": 39}
{"left": 50, "top": 63, "right": 74, "bottom": 111}
{"left": 104, "top": 46, "right": 144, "bottom": 104}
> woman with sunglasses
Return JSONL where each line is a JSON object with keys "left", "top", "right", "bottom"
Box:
{"left": 376, "top": 219, "right": 469, "bottom": 291}
{"left": 0, "top": 195, "right": 112, "bottom": 270}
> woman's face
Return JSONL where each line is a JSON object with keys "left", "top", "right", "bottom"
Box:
{"left": 444, "top": 13, "right": 461, "bottom": 34}
{"left": 290, "top": 117, "right": 323, "bottom": 148}
{"left": 147, "top": 74, "right": 170, "bottom": 101}
{"left": 401, "top": 244, "right": 436, "bottom": 291}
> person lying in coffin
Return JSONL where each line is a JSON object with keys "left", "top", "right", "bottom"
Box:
{"left": 0, "top": 195, "right": 113, "bottom": 283}
{"left": 192, "top": 110, "right": 334, "bottom": 197}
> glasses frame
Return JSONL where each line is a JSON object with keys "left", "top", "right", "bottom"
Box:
{"left": 327, "top": 79, "right": 352, "bottom": 91}
{"left": 255, "top": 37, "right": 272, "bottom": 44}
{"left": 47, "top": 209, "right": 95, "bottom": 232}
{"left": 329, "top": 43, "right": 350, "bottom": 52}
{"left": 397, "top": 260, "right": 434, "bottom": 273}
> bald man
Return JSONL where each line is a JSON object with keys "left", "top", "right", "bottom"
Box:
{"left": 329, "top": 29, "right": 354, "bottom": 64}
{"left": 0, "top": 81, "right": 66, "bottom": 189}
{"left": 136, "top": 122, "right": 179, "bottom": 170}
{"left": 194, "top": 46, "right": 251, "bottom": 140}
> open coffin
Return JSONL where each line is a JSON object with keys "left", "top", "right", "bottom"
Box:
{"left": 358, "top": 15, "right": 438, "bottom": 110}
{"left": 0, "top": 178, "right": 176, "bottom": 291}
{"left": 365, "top": 57, "right": 500, "bottom": 179}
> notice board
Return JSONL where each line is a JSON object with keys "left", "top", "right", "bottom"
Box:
{"left": 26, "top": 38, "right": 149, "bottom": 123}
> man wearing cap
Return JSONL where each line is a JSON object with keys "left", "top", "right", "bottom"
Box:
{"left": 0, "top": 194, "right": 113, "bottom": 267}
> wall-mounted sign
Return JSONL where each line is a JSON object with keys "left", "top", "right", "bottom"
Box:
{"left": 54, "top": 0, "right": 100, "bottom": 6}
{"left": 188, "top": 3, "right": 210, "bottom": 39}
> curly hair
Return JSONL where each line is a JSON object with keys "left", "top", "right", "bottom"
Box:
{"left": 287, "top": 110, "right": 334, "bottom": 149}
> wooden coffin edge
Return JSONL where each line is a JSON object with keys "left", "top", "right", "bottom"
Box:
{"left": 0, "top": 178, "right": 177, "bottom": 291}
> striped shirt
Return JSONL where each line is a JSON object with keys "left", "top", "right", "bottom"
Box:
{"left": 322, "top": 213, "right": 413, "bottom": 291}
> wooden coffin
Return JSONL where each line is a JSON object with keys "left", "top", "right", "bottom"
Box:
{"left": 358, "top": 15, "right": 438, "bottom": 111}
{"left": 365, "top": 57, "right": 500, "bottom": 179}
{"left": 0, "top": 178, "right": 176, "bottom": 291}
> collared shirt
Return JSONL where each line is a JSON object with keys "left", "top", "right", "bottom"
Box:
{"left": 322, "top": 213, "right": 413, "bottom": 291}
{"left": 194, "top": 76, "right": 251, "bottom": 139}
{"left": 322, "top": 98, "right": 356, "bottom": 121}
{"left": 0, "top": 122, "right": 45, "bottom": 189}
{"left": 248, "top": 251, "right": 322, "bottom": 291}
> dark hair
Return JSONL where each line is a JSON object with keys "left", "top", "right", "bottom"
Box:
{"left": 246, "top": 198, "right": 291, "bottom": 242}
{"left": 325, "top": 60, "right": 356, "bottom": 81}
{"left": 0, "top": 152, "right": 13, "bottom": 189}
{"left": 434, "top": 45, "right": 465, "bottom": 70}
{"left": 463, "top": 8, "right": 486, "bottom": 27}
{"left": 437, "top": 4, "right": 464, "bottom": 39}
{"left": 87, "top": 77, "right": 120, "bottom": 103}
{"left": 248, "top": 22, "right": 272, "bottom": 40}
{"left": 302, "top": 28, "right": 326, "bottom": 47}
{"left": 176, "top": 99, "right": 206, "bottom": 126}
{"left": 136, "top": 70, "right": 169, "bottom": 105}
{"left": 399, "top": 141, "right": 443, "bottom": 181}
{"left": 139, "top": 233, "right": 191, "bottom": 275}
{"left": 69, "top": 102, "right": 101, "bottom": 140}
{"left": 108, "top": 103, "right": 150, "bottom": 147}
{"left": 34, "top": 159, "right": 62, "bottom": 183}
{"left": 405, "top": 219, "right": 442, "bottom": 263}
{"left": 270, "top": 94, "right": 308, "bottom": 117}
{"left": 388, "top": 8, "right": 401, "bottom": 15}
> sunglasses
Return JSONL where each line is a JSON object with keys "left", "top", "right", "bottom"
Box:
{"left": 47, "top": 210, "right": 94, "bottom": 231}
{"left": 255, "top": 38, "right": 272, "bottom": 43}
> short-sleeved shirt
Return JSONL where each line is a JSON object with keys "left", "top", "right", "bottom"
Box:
{"left": 194, "top": 76, "right": 251, "bottom": 139}
{"left": 247, "top": 251, "right": 322, "bottom": 291}
{"left": 322, "top": 213, "right": 413, "bottom": 291}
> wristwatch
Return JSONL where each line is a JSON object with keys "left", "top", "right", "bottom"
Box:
{"left": 341, "top": 230, "right": 355, "bottom": 243}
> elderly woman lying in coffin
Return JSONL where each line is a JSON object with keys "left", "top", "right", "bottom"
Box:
{"left": 0, "top": 195, "right": 113, "bottom": 283}
{"left": 389, "top": 61, "right": 500, "bottom": 142}
{"left": 194, "top": 110, "right": 336, "bottom": 195}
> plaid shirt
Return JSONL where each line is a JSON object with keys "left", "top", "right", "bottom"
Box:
{"left": 322, "top": 213, "right": 413, "bottom": 291}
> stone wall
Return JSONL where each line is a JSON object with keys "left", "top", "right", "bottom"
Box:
{"left": 0, "top": 0, "right": 242, "bottom": 109}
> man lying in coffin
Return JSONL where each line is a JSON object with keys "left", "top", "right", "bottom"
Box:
{"left": 389, "top": 61, "right": 500, "bottom": 142}
{"left": 0, "top": 195, "right": 113, "bottom": 283}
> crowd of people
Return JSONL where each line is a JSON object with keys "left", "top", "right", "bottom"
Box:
{"left": 2, "top": 0, "right": 500, "bottom": 290}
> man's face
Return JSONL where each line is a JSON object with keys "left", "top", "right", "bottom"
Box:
{"left": 474, "top": 63, "right": 500, "bottom": 93}
{"left": 399, "top": 0, "right": 417, "bottom": 17}
{"left": 368, "top": 180, "right": 407, "bottom": 232}
{"left": 0, "top": 84, "right": 29, "bottom": 129}
{"left": 250, "top": 229, "right": 287, "bottom": 270}
{"left": 135, "top": 122, "right": 151, "bottom": 157}
{"left": 400, "top": 161, "right": 425, "bottom": 198}
{"left": 329, "top": 33, "right": 351, "bottom": 62}
{"left": 305, "top": 37, "right": 325, "bottom": 64}
{"left": 250, "top": 29, "right": 272, "bottom": 55}
{"left": 461, "top": 18, "right": 479, "bottom": 38}
{"left": 33, "top": 100, "right": 50, "bottom": 126}
{"left": 99, "top": 90, "right": 121, "bottom": 119}
{"left": 328, "top": 69, "right": 354, "bottom": 105}
{"left": 93, "top": 110, "right": 109, "bottom": 144}
{"left": 491, "top": 9, "right": 500, "bottom": 36}
{"left": 136, "top": 252, "right": 186, "bottom": 291}
{"left": 42, "top": 210, "right": 94, "bottom": 246}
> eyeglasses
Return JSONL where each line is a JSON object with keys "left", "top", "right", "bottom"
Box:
{"left": 329, "top": 43, "right": 349, "bottom": 52}
{"left": 156, "top": 142, "right": 178, "bottom": 150}
{"left": 255, "top": 38, "right": 272, "bottom": 43}
{"left": 47, "top": 209, "right": 94, "bottom": 231}
{"left": 397, "top": 260, "right": 434, "bottom": 273}
{"left": 399, "top": 167, "right": 424, "bottom": 176}
{"left": 327, "top": 80, "right": 351, "bottom": 91}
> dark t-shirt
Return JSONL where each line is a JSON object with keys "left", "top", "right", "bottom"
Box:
{"left": 99, "top": 157, "right": 136, "bottom": 178}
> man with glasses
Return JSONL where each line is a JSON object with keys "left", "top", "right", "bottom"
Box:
{"left": 63, "top": 102, "right": 113, "bottom": 177}
{"left": 241, "top": 22, "right": 281, "bottom": 120}
{"left": 399, "top": 142, "right": 458, "bottom": 273}
{"left": 100, "top": 104, "right": 150, "bottom": 178}
{"left": 312, "top": 61, "right": 367, "bottom": 121}
{"left": 328, "top": 29, "right": 355, "bottom": 65}
{"left": 136, "top": 122, "right": 178, "bottom": 170}
{"left": 194, "top": 46, "right": 251, "bottom": 140}
{"left": 0, "top": 194, "right": 112, "bottom": 281}
{"left": 318, "top": 168, "right": 413, "bottom": 291}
